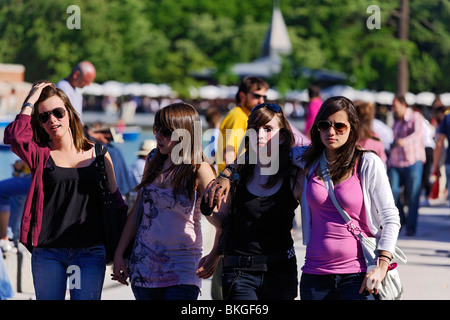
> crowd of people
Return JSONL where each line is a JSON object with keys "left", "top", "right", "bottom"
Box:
{"left": 0, "top": 62, "right": 449, "bottom": 300}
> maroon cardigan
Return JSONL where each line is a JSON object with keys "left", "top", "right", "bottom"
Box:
{"left": 4, "top": 114, "right": 126, "bottom": 249}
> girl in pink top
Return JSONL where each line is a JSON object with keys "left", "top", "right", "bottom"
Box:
{"left": 299, "top": 96, "right": 400, "bottom": 300}
{"left": 112, "top": 103, "right": 219, "bottom": 300}
{"left": 303, "top": 162, "right": 373, "bottom": 275}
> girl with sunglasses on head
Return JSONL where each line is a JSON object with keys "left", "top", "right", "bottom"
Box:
{"left": 4, "top": 81, "right": 127, "bottom": 300}
{"left": 112, "top": 102, "right": 220, "bottom": 300}
{"left": 202, "top": 103, "right": 304, "bottom": 300}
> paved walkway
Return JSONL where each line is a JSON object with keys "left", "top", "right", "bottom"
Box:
{"left": 6, "top": 199, "right": 450, "bottom": 300}
{"left": 394, "top": 199, "right": 450, "bottom": 300}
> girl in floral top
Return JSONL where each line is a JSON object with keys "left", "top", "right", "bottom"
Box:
{"left": 112, "top": 102, "right": 219, "bottom": 300}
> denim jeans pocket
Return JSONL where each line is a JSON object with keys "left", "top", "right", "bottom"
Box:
{"left": 222, "top": 268, "right": 243, "bottom": 299}
{"left": 86, "top": 244, "right": 106, "bottom": 256}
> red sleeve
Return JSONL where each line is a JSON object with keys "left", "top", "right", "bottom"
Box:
{"left": 3, "top": 114, "right": 40, "bottom": 170}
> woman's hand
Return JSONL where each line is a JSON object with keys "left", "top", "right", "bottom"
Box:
{"left": 24, "top": 81, "right": 52, "bottom": 105}
{"left": 111, "top": 255, "right": 129, "bottom": 286}
{"left": 359, "top": 261, "right": 389, "bottom": 295}
{"left": 196, "top": 252, "right": 221, "bottom": 279}
{"left": 203, "top": 177, "right": 231, "bottom": 210}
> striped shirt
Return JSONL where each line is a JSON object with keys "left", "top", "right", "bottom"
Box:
{"left": 388, "top": 108, "right": 426, "bottom": 168}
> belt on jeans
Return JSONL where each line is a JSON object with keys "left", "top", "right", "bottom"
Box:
{"left": 223, "top": 250, "right": 294, "bottom": 268}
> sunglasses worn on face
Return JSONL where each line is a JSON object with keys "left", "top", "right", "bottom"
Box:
{"left": 153, "top": 125, "right": 173, "bottom": 137}
{"left": 251, "top": 103, "right": 283, "bottom": 114}
{"left": 38, "top": 107, "right": 66, "bottom": 123}
{"left": 250, "top": 92, "right": 267, "bottom": 101}
{"left": 317, "top": 120, "right": 349, "bottom": 135}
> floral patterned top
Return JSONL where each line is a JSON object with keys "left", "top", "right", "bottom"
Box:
{"left": 129, "top": 183, "right": 203, "bottom": 289}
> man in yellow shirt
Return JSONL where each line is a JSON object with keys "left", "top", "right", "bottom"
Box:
{"left": 217, "top": 76, "right": 269, "bottom": 172}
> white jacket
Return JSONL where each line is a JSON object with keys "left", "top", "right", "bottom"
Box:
{"left": 293, "top": 149, "right": 401, "bottom": 254}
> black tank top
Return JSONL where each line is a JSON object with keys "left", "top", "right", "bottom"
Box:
{"left": 37, "top": 155, "right": 103, "bottom": 248}
{"left": 225, "top": 174, "right": 298, "bottom": 256}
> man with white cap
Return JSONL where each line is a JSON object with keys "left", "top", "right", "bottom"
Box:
{"left": 129, "top": 139, "right": 157, "bottom": 187}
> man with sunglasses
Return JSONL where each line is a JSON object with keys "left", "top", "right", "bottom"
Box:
{"left": 217, "top": 76, "right": 269, "bottom": 173}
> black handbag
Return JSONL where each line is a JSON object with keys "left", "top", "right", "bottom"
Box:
{"left": 95, "top": 143, "right": 128, "bottom": 264}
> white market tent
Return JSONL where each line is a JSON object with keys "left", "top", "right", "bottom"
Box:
{"left": 80, "top": 81, "right": 449, "bottom": 107}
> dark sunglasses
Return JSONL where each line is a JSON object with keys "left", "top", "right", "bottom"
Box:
{"left": 316, "top": 120, "right": 349, "bottom": 135}
{"left": 153, "top": 125, "right": 173, "bottom": 137}
{"left": 38, "top": 107, "right": 66, "bottom": 123}
{"left": 251, "top": 103, "right": 283, "bottom": 114}
{"left": 249, "top": 92, "right": 267, "bottom": 101}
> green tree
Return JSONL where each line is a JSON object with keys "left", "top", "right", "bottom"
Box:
{"left": 1, "top": 0, "right": 449, "bottom": 94}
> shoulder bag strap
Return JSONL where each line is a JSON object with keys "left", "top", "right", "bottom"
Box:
{"left": 319, "top": 152, "right": 364, "bottom": 240}
{"left": 95, "top": 143, "right": 114, "bottom": 208}
{"left": 320, "top": 152, "right": 407, "bottom": 264}
{"left": 95, "top": 143, "right": 109, "bottom": 187}
{"left": 28, "top": 148, "right": 41, "bottom": 249}
{"left": 319, "top": 152, "right": 351, "bottom": 223}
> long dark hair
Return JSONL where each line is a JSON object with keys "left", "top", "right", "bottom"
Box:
{"left": 237, "top": 104, "right": 294, "bottom": 188}
{"left": 302, "top": 96, "right": 364, "bottom": 181}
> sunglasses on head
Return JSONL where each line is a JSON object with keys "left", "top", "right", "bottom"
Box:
{"left": 249, "top": 92, "right": 267, "bottom": 101}
{"left": 251, "top": 103, "right": 283, "bottom": 114}
{"left": 38, "top": 107, "right": 66, "bottom": 123}
{"left": 153, "top": 125, "right": 173, "bottom": 137}
{"left": 316, "top": 120, "right": 349, "bottom": 135}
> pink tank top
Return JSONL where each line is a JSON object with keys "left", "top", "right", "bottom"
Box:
{"left": 302, "top": 163, "right": 373, "bottom": 275}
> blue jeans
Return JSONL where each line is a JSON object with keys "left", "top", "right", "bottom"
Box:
{"left": 131, "top": 284, "right": 200, "bottom": 300}
{"left": 31, "top": 245, "right": 106, "bottom": 300}
{"left": 300, "top": 273, "right": 369, "bottom": 300}
{"left": 221, "top": 257, "right": 298, "bottom": 300}
{"left": 0, "top": 176, "right": 30, "bottom": 242}
{"left": 0, "top": 252, "right": 14, "bottom": 300}
{"left": 446, "top": 164, "right": 450, "bottom": 204}
{"left": 388, "top": 161, "right": 423, "bottom": 234}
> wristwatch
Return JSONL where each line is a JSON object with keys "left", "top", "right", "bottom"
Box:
{"left": 22, "top": 102, "right": 34, "bottom": 110}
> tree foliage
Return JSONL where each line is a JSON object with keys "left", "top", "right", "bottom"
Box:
{"left": 0, "top": 0, "right": 449, "bottom": 95}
